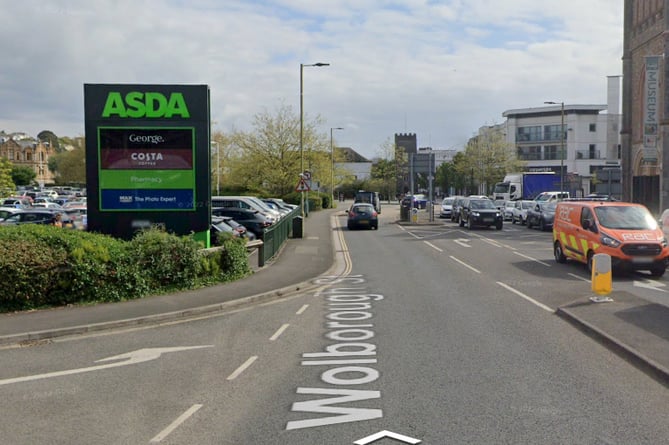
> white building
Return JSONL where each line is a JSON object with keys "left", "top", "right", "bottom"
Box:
{"left": 502, "top": 77, "right": 622, "bottom": 196}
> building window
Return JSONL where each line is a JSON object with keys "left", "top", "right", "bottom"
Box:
{"left": 8, "top": 150, "right": 13, "bottom": 160}
{"left": 589, "top": 123, "right": 596, "bottom": 132}
{"left": 517, "top": 145, "right": 542, "bottom": 160}
{"left": 544, "top": 145, "right": 560, "bottom": 160}
{"left": 517, "top": 126, "right": 542, "bottom": 142}
{"left": 544, "top": 124, "right": 564, "bottom": 141}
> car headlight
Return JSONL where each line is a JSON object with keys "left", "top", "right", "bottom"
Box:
{"left": 662, "top": 237, "right": 668, "bottom": 248}
{"left": 600, "top": 231, "right": 621, "bottom": 248}
{"left": 471, "top": 211, "right": 480, "bottom": 217}
{"left": 496, "top": 212, "right": 501, "bottom": 217}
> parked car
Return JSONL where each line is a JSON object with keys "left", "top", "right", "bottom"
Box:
{"left": 458, "top": 198, "right": 503, "bottom": 230}
{"left": 211, "top": 196, "right": 279, "bottom": 222}
{"left": 413, "top": 194, "right": 428, "bottom": 209}
{"left": 439, "top": 197, "right": 455, "bottom": 219}
{"left": 211, "top": 217, "right": 242, "bottom": 239}
{"left": 503, "top": 201, "right": 515, "bottom": 221}
{"left": 451, "top": 196, "right": 467, "bottom": 223}
{"left": 511, "top": 200, "right": 535, "bottom": 225}
{"left": 211, "top": 207, "right": 273, "bottom": 239}
{"left": 526, "top": 201, "right": 557, "bottom": 231}
{"left": 0, "top": 207, "right": 22, "bottom": 221}
{"left": 1, "top": 197, "right": 32, "bottom": 209}
{"left": 347, "top": 203, "right": 378, "bottom": 230}
{"left": 0, "top": 209, "right": 61, "bottom": 226}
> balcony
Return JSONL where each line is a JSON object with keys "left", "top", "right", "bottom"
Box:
{"left": 576, "top": 150, "right": 600, "bottom": 160}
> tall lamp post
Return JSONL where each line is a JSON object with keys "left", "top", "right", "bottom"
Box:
{"left": 544, "top": 101, "right": 565, "bottom": 194}
{"left": 300, "top": 62, "right": 330, "bottom": 232}
{"left": 330, "top": 127, "right": 344, "bottom": 206}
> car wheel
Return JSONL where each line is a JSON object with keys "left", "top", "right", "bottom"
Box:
{"left": 520, "top": 216, "right": 525, "bottom": 225}
{"left": 650, "top": 265, "right": 666, "bottom": 278}
{"left": 587, "top": 251, "right": 594, "bottom": 274}
{"left": 372, "top": 223, "right": 378, "bottom": 230}
{"left": 512, "top": 217, "right": 516, "bottom": 225}
{"left": 496, "top": 221, "right": 503, "bottom": 230}
{"left": 527, "top": 217, "right": 533, "bottom": 229}
{"left": 347, "top": 223, "right": 354, "bottom": 230}
{"left": 554, "top": 241, "right": 567, "bottom": 263}
{"left": 459, "top": 216, "right": 465, "bottom": 227}
{"left": 467, "top": 217, "right": 473, "bottom": 230}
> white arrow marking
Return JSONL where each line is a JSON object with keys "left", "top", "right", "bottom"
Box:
{"left": 0, "top": 346, "right": 213, "bottom": 386}
{"left": 633, "top": 280, "right": 668, "bottom": 292}
{"left": 454, "top": 238, "right": 471, "bottom": 248}
{"left": 354, "top": 430, "right": 421, "bottom": 444}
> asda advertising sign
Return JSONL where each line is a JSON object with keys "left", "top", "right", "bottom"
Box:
{"left": 85, "top": 84, "right": 210, "bottom": 243}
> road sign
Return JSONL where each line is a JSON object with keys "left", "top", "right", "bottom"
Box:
{"left": 296, "top": 178, "right": 310, "bottom": 192}
{"left": 302, "top": 170, "right": 312, "bottom": 180}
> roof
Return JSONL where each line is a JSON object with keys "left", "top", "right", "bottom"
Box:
{"left": 336, "top": 147, "right": 370, "bottom": 163}
{"left": 503, "top": 104, "right": 608, "bottom": 118}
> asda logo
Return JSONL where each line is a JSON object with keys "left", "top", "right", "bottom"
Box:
{"left": 102, "top": 92, "right": 190, "bottom": 118}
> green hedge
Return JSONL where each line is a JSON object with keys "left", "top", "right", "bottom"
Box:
{"left": 0, "top": 226, "right": 250, "bottom": 312}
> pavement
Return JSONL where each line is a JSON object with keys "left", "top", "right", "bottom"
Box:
{"left": 2, "top": 202, "right": 669, "bottom": 385}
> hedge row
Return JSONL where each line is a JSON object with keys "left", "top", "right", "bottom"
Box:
{"left": 0, "top": 226, "right": 250, "bottom": 312}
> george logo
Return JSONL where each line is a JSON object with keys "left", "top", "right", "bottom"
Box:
{"left": 102, "top": 92, "right": 190, "bottom": 118}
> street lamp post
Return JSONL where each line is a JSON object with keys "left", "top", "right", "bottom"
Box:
{"left": 300, "top": 62, "right": 330, "bottom": 234}
{"left": 330, "top": 127, "right": 344, "bottom": 206}
{"left": 544, "top": 101, "right": 565, "bottom": 193}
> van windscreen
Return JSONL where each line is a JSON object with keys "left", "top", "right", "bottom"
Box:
{"left": 594, "top": 206, "right": 657, "bottom": 230}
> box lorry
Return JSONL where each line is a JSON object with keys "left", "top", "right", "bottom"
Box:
{"left": 493, "top": 172, "right": 558, "bottom": 201}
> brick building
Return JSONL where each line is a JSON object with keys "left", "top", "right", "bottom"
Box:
{"left": 0, "top": 132, "right": 56, "bottom": 186}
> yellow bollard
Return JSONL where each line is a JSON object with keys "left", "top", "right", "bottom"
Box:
{"left": 591, "top": 253, "right": 613, "bottom": 302}
{"left": 411, "top": 208, "right": 418, "bottom": 224}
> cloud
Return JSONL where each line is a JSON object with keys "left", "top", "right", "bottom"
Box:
{"left": 0, "top": 0, "right": 624, "bottom": 157}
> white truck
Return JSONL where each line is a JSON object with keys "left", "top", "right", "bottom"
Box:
{"left": 493, "top": 172, "right": 559, "bottom": 201}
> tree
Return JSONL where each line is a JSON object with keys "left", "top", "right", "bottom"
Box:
{"left": 0, "top": 158, "right": 16, "bottom": 196}
{"left": 49, "top": 148, "right": 86, "bottom": 184}
{"left": 37, "top": 130, "right": 61, "bottom": 152}
{"left": 11, "top": 165, "right": 36, "bottom": 186}
{"left": 457, "top": 129, "right": 524, "bottom": 195}
{"left": 228, "top": 104, "right": 329, "bottom": 196}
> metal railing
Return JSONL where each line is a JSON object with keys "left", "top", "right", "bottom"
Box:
{"left": 258, "top": 207, "right": 299, "bottom": 264}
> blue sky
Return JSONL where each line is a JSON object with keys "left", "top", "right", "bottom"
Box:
{"left": 0, "top": 0, "right": 623, "bottom": 159}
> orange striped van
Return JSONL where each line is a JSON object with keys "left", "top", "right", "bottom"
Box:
{"left": 553, "top": 200, "right": 669, "bottom": 277}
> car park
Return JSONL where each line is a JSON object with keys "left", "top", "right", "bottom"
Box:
{"left": 526, "top": 201, "right": 557, "bottom": 231}
{"left": 1, "top": 197, "right": 32, "bottom": 209}
{"left": 458, "top": 197, "right": 503, "bottom": 230}
{"left": 347, "top": 203, "right": 378, "bottom": 230}
{"left": 439, "top": 197, "right": 455, "bottom": 219}
{"left": 511, "top": 200, "right": 534, "bottom": 225}
{"left": 554, "top": 199, "right": 669, "bottom": 277}
{"left": 211, "top": 196, "right": 279, "bottom": 222}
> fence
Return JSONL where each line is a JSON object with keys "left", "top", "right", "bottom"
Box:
{"left": 259, "top": 207, "right": 299, "bottom": 265}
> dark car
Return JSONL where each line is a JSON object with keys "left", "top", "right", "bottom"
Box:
{"left": 526, "top": 201, "right": 557, "bottom": 231}
{"left": 347, "top": 203, "right": 378, "bottom": 230}
{"left": 0, "top": 209, "right": 61, "bottom": 226}
{"left": 211, "top": 207, "right": 273, "bottom": 239}
{"left": 459, "top": 198, "right": 503, "bottom": 230}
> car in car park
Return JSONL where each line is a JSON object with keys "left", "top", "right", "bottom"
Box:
{"left": 0, "top": 209, "right": 61, "bottom": 226}
{"left": 458, "top": 197, "right": 503, "bottom": 230}
{"left": 439, "top": 197, "right": 455, "bottom": 219}
{"left": 211, "top": 207, "right": 273, "bottom": 239}
{"left": 211, "top": 217, "right": 242, "bottom": 239}
{"left": 211, "top": 196, "right": 280, "bottom": 222}
{"left": 511, "top": 200, "right": 534, "bottom": 225}
{"left": 1, "top": 197, "right": 32, "bottom": 209}
{"left": 526, "top": 201, "right": 557, "bottom": 231}
{"left": 413, "top": 194, "right": 429, "bottom": 209}
{"left": 347, "top": 203, "right": 378, "bottom": 230}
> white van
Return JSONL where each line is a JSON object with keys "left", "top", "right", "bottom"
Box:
{"left": 535, "top": 191, "right": 569, "bottom": 202}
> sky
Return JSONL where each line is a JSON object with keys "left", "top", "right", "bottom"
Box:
{"left": 0, "top": 0, "right": 624, "bottom": 159}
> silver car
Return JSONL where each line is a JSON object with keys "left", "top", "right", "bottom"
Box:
{"left": 439, "top": 197, "right": 455, "bottom": 219}
{"left": 511, "top": 200, "right": 534, "bottom": 225}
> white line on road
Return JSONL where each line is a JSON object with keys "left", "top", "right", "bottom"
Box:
{"left": 449, "top": 256, "right": 481, "bottom": 274}
{"left": 454, "top": 239, "right": 471, "bottom": 248}
{"left": 496, "top": 281, "right": 554, "bottom": 313}
{"left": 568, "top": 273, "right": 590, "bottom": 282}
{"left": 150, "top": 404, "right": 203, "bottom": 443}
{"left": 482, "top": 238, "right": 502, "bottom": 248}
{"left": 296, "top": 304, "right": 309, "bottom": 315}
{"left": 423, "top": 241, "right": 443, "bottom": 252}
{"left": 270, "top": 323, "right": 290, "bottom": 341}
{"left": 512, "top": 251, "right": 551, "bottom": 267}
{"left": 227, "top": 356, "right": 258, "bottom": 380}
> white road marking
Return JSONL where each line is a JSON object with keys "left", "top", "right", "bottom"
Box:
{"left": 150, "top": 404, "right": 203, "bottom": 443}
{"left": 355, "top": 430, "right": 421, "bottom": 444}
{"left": 482, "top": 238, "right": 502, "bottom": 248}
{"left": 454, "top": 239, "right": 471, "bottom": 248}
{"left": 568, "top": 273, "right": 590, "bottom": 282}
{"left": 496, "top": 281, "right": 554, "bottom": 313}
{"left": 449, "top": 256, "right": 481, "bottom": 274}
{"left": 270, "top": 323, "right": 290, "bottom": 341}
{"left": 423, "top": 241, "right": 443, "bottom": 252}
{"left": 227, "top": 356, "right": 258, "bottom": 380}
{"left": 512, "top": 251, "right": 551, "bottom": 267}
{"left": 296, "top": 304, "right": 309, "bottom": 315}
{"left": 0, "top": 346, "right": 213, "bottom": 386}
